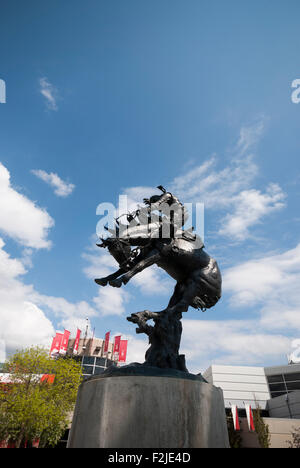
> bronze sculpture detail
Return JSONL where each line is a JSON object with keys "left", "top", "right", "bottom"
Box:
{"left": 95, "top": 187, "right": 222, "bottom": 372}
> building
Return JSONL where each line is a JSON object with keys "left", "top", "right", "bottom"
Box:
{"left": 76, "top": 355, "right": 116, "bottom": 379}
{"left": 203, "top": 363, "right": 300, "bottom": 448}
{"left": 203, "top": 365, "right": 270, "bottom": 410}
{"left": 203, "top": 363, "right": 300, "bottom": 411}
{"left": 264, "top": 363, "right": 300, "bottom": 419}
{"left": 66, "top": 336, "right": 118, "bottom": 379}
{"left": 267, "top": 391, "right": 300, "bottom": 419}
{"left": 264, "top": 363, "right": 300, "bottom": 400}
{"left": 66, "top": 337, "right": 115, "bottom": 360}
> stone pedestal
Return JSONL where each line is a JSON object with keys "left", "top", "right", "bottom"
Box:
{"left": 67, "top": 368, "right": 229, "bottom": 448}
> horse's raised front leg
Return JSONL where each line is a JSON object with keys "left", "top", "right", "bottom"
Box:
{"left": 109, "top": 250, "right": 160, "bottom": 288}
{"left": 95, "top": 268, "right": 125, "bottom": 287}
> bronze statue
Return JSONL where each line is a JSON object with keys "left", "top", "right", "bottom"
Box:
{"left": 95, "top": 187, "right": 222, "bottom": 372}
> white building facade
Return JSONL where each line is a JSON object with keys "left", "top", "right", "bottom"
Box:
{"left": 203, "top": 365, "right": 271, "bottom": 410}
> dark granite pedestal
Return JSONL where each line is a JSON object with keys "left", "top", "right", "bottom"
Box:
{"left": 67, "top": 364, "right": 229, "bottom": 448}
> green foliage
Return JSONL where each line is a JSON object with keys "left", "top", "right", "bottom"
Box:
{"left": 252, "top": 404, "right": 271, "bottom": 449}
{"left": 287, "top": 426, "right": 300, "bottom": 448}
{"left": 0, "top": 346, "right": 82, "bottom": 448}
{"left": 226, "top": 415, "right": 243, "bottom": 448}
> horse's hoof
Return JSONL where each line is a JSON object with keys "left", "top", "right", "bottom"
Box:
{"left": 109, "top": 278, "right": 123, "bottom": 288}
{"left": 95, "top": 278, "right": 108, "bottom": 286}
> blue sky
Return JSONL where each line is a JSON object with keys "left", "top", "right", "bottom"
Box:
{"left": 0, "top": 0, "right": 300, "bottom": 372}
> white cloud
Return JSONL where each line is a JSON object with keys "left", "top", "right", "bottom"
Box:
{"left": 0, "top": 238, "right": 55, "bottom": 354}
{"left": 93, "top": 287, "right": 130, "bottom": 317}
{"left": 222, "top": 242, "right": 300, "bottom": 357}
{"left": 170, "top": 154, "right": 258, "bottom": 209}
{"left": 0, "top": 237, "right": 104, "bottom": 353}
{"left": 235, "top": 118, "right": 265, "bottom": 155}
{"left": 223, "top": 243, "right": 300, "bottom": 310}
{"left": 0, "top": 163, "right": 54, "bottom": 249}
{"left": 31, "top": 169, "right": 75, "bottom": 197}
{"left": 181, "top": 319, "right": 292, "bottom": 374}
{"left": 0, "top": 164, "right": 99, "bottom": 352}
{"left": 39, "top": 77, "right": 58, "bottom": 111}
{"left": 32, "top": 293, "right": 98, "bottom": 333}
{"left": 260, "top": 307, "right": 300, "bottom": 332}
{"left": 82, "top": 247, "right": 119, "bottom": 280}
{"left": 131, "top": 266, "right": 173, "bottom": 295}
{"left": 219, "top": 183, "right": 286, "bottom": 241}
{"left": 169, "top": 121, "right": 264, "bottom": 209}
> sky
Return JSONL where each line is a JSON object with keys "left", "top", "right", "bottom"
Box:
{"left": 0, "top": 0, "right": 300, "bottom": 373}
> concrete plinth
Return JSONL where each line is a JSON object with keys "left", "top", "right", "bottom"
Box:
{"left": 68, "top": 371, "right": 229, "bottom": 448}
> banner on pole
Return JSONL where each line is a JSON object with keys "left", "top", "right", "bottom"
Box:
{"left": 118, "top": 340, "right": 128, "bottom": 363}
{"left": 104, "top": 331, "right": 110, "bottom": 355}
{"left": 245, "top": 404, "right": 255, "bottom": 432}
{"left": 59, "top": 330, "right": 70, "bottom": 355}
{"left": 113, "top": 335, "right": 121, "bottom": 360}
{"left": 73, "top": 328, "right": 81, "bottom": 355}
{"left": 231, "top": 405, "right": 240, "bottom": 431}
{"left": 49, "top": 333, "right": 63, "bottom": 358}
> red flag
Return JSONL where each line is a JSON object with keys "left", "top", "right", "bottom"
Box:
{"left": 40, "top": 374, "right": 55, "bottom": 384}
{"left": 73, "top": 328, "right": 81, "bottom": 355}
{"left": 113, "top": 335, "right": 121, "bottom": 359}
{"left": 59, "top": 330, "right": 70, "bottom": 355}
{"left": 245, "top": 404, "right": 255, "bottom": 432}
{"left": 49, "top": 337, "right": 56, "bottom": 356}
{"left": 118, "top": 340, "right": 128, "bottom": 363}
{"left": 231, "top": 405, "right": 240, "bottom": 431}
{"left": 104, "top": 331, "right": 110, "bottom": 354}
{"left": 32, "top": 438, "right": 40, "bottom": 448}
{"left": 49, "top": 333, "right": 63, "bottom": 358}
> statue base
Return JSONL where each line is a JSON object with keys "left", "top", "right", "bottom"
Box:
{"left": 67, "top": 365, "right": 229, "bottom": 448}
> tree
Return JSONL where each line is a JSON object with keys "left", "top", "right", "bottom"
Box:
{"left": 252, "top": 402, "right": 271, "bottom": 449}
{"left": 0, "top": 346, "right": 82, "bottom": 448}
{"left": 287, "top": 427, "right": 300, "bottom": 448}
{"left": 226, "top": 414, "right": 243, "bottom": 449}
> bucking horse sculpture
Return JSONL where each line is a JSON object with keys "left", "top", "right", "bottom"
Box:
{"left": 95, "top": 186, "right": 222, "bottom": 372}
